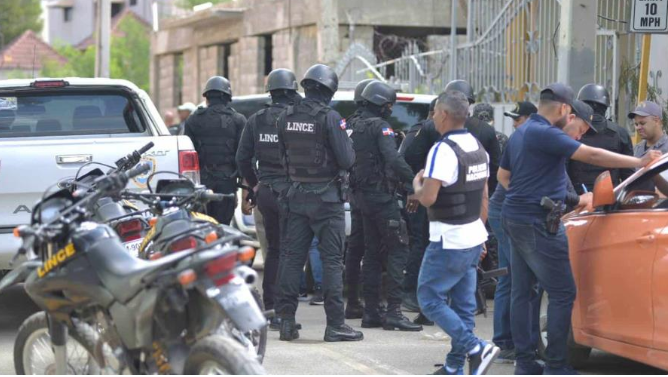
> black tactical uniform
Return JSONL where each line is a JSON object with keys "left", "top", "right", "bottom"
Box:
{"left": 185, "top": 76, "right": 246, "bottom": 225}
{"left": 344, "top": 79, "right": 377, "bottom": 320}
{"left": 568, "top": 84, "right": 634, "bottom": 194}
{"left": 349, "top": 81, "right": 421, "bottom": 332}
{"left": 404, "top": 80, "right": 501, "bottom": 195}
{"left": 236, "top": 69, "right": 301, "bottom": 315}
{"left": 275, "top": 64, "right": 363, "bottom": 343}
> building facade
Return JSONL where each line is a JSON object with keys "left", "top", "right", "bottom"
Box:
{"left": 150, "top": 0, "right": 464, "bottom": 116}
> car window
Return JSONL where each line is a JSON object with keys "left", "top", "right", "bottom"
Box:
{"left": 0, "top": 92, "right": 146, "bottom": 138}
{"left": 231, "top": 97, "right": 270, "bottom": 119}
{"left": 331, "top": 101, "right": 429, "bottom": 134}
{"left": 618, "top": 164, "right": 668, "bottom": 209}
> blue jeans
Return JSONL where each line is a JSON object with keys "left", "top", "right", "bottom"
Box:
{"left": 502, "top": 217, "right": 576, "bottom": 369}
{"left": 417, "top": 242, "right": 483, "bottom": 369}
{"left": 300, "top": 237, "right": 323, "bottom": 290}
{"left": 488, "top": 203, "right": 542, "bottom": 351}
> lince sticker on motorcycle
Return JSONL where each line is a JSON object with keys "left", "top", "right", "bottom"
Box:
{"left": 37, "top": 243, "right": 76, "bottom": 278}
{"left": 191, "top": 211, "right": 219, "bottom": 224}
{"left": 132, "top": 157, "right": 157, "bottom": 189}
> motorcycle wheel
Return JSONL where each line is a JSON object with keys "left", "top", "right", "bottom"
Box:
{"left": 14, "top": 312, "right": 103, "bottom": 375}
{"left": 183, "top": 335, "right": 266, "bottom": 375}
{"left": 250, "top": 288, "right": 268, "bottom": 363}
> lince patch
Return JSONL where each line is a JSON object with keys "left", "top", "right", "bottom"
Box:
{"left": 259, "top": 133, "right": 278, "bottom": 143}
{"left": 466, "top": 163, "right": 488, "bottom": 182}
{"left": 286, "top": 122, "right": 315, "bottom": 133}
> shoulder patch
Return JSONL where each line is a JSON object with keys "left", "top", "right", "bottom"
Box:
{"left": 339, "top": 119, "right": 347, "bottom": 130}
{"left": 382, "top": 127, "right": 395, "bottom": 136}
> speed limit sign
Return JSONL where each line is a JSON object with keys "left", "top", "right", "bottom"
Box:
{"left": 630, "top": 0, "right": 668, "bottom": 33}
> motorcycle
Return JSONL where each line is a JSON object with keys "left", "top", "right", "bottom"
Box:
{"left": 0, "top": 165, "right": 267, "bottom": 375}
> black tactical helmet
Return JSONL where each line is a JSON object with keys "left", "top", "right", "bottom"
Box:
{"left": 445, "top": 80, "right": 475, "bottom": 104}
{"left": 354, "top": 79, "right": 377, "bottom": 103}
{"left": 361, "top": 81, "right": 397, "bottom": 107}
{"left": 578, "top": 84, "right": 610, "bottom": 108}
{"left": 203, "top": 76, "right": 232, "bottom": 97}
{"left": 266, "top": 68, "right": 298, "bottom": 92}
{"left": 301, "top": 64, "right": 339, "bottom": 93}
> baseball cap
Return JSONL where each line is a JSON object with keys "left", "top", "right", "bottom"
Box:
{"left": 540, "top": 83, "right": 575, "bottom": 106}
{"left": 177, "top": 102, "right": 197, "bottom": 112}
{"left": 571, "top": 100, "right": 594, "bottom": 129}
{"left": 504, "top": 101, "right": 538, "bottom": 119}
{"left": 627, "top": 101, "right": 663, "bottom": 119}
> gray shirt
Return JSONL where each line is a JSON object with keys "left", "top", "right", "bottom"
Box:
{"left": 634, "top": 134, "right": 668, "bottom": 157}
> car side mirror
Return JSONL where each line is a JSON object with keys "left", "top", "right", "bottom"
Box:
{"left": 593, "top": 171, "right": 615, "bottom": 207}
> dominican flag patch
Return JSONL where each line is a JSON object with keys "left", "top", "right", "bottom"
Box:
{"left": 382, "top": 127, "right": 395, "bottom": 136}
{"left": 339, "top": 119, "right": 347, "bottom": 130}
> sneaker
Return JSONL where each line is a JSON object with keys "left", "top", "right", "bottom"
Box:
{"left": 544, "top": 366, "right": 578, "bottom": 375}
{"left": 493, "top": 348, "right": 515, "bottom": 364}
{"left": 433, "top": 366, "right": 464, "bottom": 375}
{"left": 514, "top": 361, "right": 544, "bottom": 375}
{"left": 324, "top": 324, "right": 364, "bottom": 342}
{"left": 310, "top": 286, "right": 324, "bottom": 305}
{"left": 468, "top": 342, "right": 500, "bottom": 375}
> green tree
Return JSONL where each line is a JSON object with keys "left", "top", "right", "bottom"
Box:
{"left": 110, "top": 16, "right": 150, "bottom": 91}
{"left": 41, "top": 43, "right": 95, "bottom": 78}
{"left": 0, "top": 0, "right": 43, "bottom": 48}
{"left": 176, "top": 0, "right": 231, "bottom": 10}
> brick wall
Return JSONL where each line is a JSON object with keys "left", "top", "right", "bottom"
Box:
{"left": 198, "top": 45, "right": 220, "bottom": 100}
{"left": 157, "top": 54, "right": 175, "bottom": 116}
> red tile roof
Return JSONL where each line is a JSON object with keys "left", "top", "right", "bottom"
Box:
{"left": 0, "top": 30, "right": 68, "bottom": 70}
{"left": 76, "top": 9, "right": 151, "bottom": 50}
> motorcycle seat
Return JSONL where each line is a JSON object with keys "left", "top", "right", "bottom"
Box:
{"left": 87, "top": 237, "right": 189, "bottom": 303}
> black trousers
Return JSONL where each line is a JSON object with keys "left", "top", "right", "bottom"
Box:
{"left": 256, "top": 184, "right": 284, "bottom": 310}
{"left": 355, "top": 189, "right": 409, "bottom": 311}
{"left": 276, "top": 186, "right": 346, "bottom": 326}
{"left": 403, "top": 204, "right": 429, "bottom": 295}
{"left": 202, "top": 175, "right": 237, "bottom": 225}
{"left": 345, "top": 201, "right": 365, "bottom": 301}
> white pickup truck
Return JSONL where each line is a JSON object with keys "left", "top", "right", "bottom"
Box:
{"left": 0, "top": 78, "right": 200, "bottom": 271}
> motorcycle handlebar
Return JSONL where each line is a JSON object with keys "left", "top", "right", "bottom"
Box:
{"left": 138, "top": 142, "right": 154, "bottom": 155}
{"left": 200, "top": 192, "right": 234, "bottom": 201}
{"left": 126, "top": 162, "right": 151, "bottom": 179}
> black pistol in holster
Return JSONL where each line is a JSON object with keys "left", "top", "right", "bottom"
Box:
{"left": 338, "top": 170, "right": 350, "bottom": 202}
{"left": 540, "top": 196, "right": 565, "bottom": 235}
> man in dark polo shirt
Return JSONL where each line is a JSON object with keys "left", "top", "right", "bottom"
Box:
{"left": 497, "top": 83, "right": 661, "bottom": 374}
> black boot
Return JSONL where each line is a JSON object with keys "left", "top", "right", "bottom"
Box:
{"left": 413, "top": 312, "right": 434, "bottom": 326}
{"left": 345, "top": 299, "right": 364, "bottom": 319}
{"left": 279, "top": 318, "right": 299, "bottom": 341}
{"left": 361, "top": 308, "right": 383, "bottom": 328}
{"left": 324, "top": 324, "right": 364, "bottom": 342}
{"left": 269, "top": 317, "right": 281, "bottom": 331}
{"left": 383, "top": 304, "right": 423, "bottom": 331}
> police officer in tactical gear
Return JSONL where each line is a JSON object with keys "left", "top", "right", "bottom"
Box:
{"left": 350, "top": 81, "right": 422, "bottom": 332}
{"left": 276, "top": 64, "right": 363, "bottom": 342}
{"left": 236, "top": 68, "right": 301, "bottom": 324}
{"left": 185, "top": 76, "right": 246, "bottom": 224}
{"left": 404, "top": 80, "right": 501, "bottom": 195}
{"left": 568, "top": 84, "right": 634, "bottom": 194}
{"left": 344, "top": 78, "right": 377, "bottom": 320}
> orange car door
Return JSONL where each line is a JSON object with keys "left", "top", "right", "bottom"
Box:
{"left": 577, "top": 212, "right": 664, "bottom": 348}
{"left": 653, "top": 228, "right": 668, "bottom": 350}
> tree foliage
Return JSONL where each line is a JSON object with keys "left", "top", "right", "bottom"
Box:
{"left": 0, "top": 0, "right": 43, "bottom": 48}
{"left": 41, "top": 16, "right": 150, "bottom": 92}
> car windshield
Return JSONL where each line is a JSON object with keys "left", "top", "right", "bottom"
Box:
{"left": 0, "top": 91, "right": 146, "bottom": 138}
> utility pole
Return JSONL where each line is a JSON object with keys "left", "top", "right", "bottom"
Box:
{"left": 95, "top": 0, "right": 111, "bottom": 78}
{"left": 449, "top": 0, "right": 458, "bottom": 80}
{"left": 557, "top": 0, "right": 596, "bottom": 91}
{"left": 317, "top": 0, "right": 340, "bottom": 67}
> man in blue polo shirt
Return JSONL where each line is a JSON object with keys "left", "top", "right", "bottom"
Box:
{"left": 497, "top": 83, "right": 661, "bottom": 374}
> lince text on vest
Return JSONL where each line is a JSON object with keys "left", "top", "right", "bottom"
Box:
{"left": 259, "top": 133, "right": 278, "bottom": 142}
{"left": 286, "top": 122, "right": 315, "bottom": 132}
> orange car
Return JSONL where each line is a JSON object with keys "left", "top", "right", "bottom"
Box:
{"left": 560, "top": 159, "right": 668, "bottom": 371}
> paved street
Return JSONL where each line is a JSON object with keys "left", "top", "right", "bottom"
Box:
{"left": 0, "top": 285, "right": 662, "bottom": 375}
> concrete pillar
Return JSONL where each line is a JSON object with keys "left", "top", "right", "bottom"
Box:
{"left": 317, "top": 0, "right": 340, "bottom": 66}
{"left": 557, "top": 0, "right": 597, "bottom": 92}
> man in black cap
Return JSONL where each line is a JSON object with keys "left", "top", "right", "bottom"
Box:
{"left": 275, "top": 64, "right": 363, "bottom": 342}
{"left": 185, "top": 76, "right": 246, "bottom": 224}
{"left": 630, "top": 100, "right": 668, "bottom": 157}
{"left": 567, "top": 84, "right": 634, "bottom": 194}
{"left": 503, "top": 101, "right": 538, "bottom": 129}
{"left": 236, "top": 68, "right": 302, "bottom": 326}
{"left": 498, "top": 83, "right": 661, "bottom": 374}
{"left": 404, "top": 80, "right": 501, "bottom": 195}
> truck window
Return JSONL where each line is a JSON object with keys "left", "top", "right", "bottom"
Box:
{"left": 331, "top": 101, "right": 429, "bottom": 133}
{"left": 0, "top": 93, "right": 146, "bottom": 138}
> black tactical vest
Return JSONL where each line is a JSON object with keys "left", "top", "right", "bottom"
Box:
{"left": 567, "top": 117, "right": 622, "bottom": 188}
{"left": 349, "top": 116, "right": 386, "bottom": 188}
{"left": 428, "top": 133, "right": 488, "bottom": 225}
{"left": 254, "top": 105, "right": 287, "bottom": 177}
{"left": 188, "top": 104, "right": 240, "bottom": 169}
{"left": 279, "top": 101, "right": 338, "bottom": 183}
